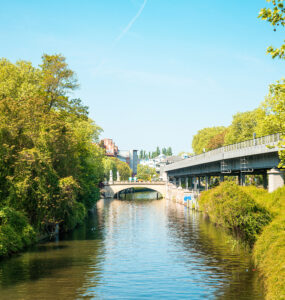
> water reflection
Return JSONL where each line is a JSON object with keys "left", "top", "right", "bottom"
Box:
{"left": 0, "top": 209, "right": 105, "bottom": 299}
{"left": 166, "top": 202, "right": 264, "bottom": 299}
{"left": 0, "top": 193, "right": 264, "bottom": 299}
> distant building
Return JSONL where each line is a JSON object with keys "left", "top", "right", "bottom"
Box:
{"left": 100, "top": 138, "right": 138, "bottom": 175}
{"left": 118, "top": 150, "right": 138, "bottom": 175}
{"left": 140, "top": 154, "right": 183, "bottom": 180}
{"left": 101, "top": 138, "right": 118, "bottom": 157}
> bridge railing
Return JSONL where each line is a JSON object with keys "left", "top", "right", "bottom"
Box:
{"left": 184, "top": 133, "right": 281, "bottom": 162}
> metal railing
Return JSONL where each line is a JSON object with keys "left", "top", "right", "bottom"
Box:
{"left": 186, "top": 133, "right": 281, "bottom": 162}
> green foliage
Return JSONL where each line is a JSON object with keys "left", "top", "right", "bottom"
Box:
{"left": 201, "top": 184, "right": 285, "bottom": 299}
{"left": 0, "top": 207, "right": 36, "bottom": 257}
{"left": 192, "top": 126, "right": 226, "bottom": 154}
{"left": 137, "top": 164, "right": 157, "bottom": 181}
{"left": 259, "top": 0, "right": 285, "bottom": 59}
{"left": 253, "top": 215, "right": 285, "bottom": 300}
{"left": 103, "top": 157, "right": 132, "bottom": 181}
{"left": 139, "top": 146, "right": 173, "bottom": 159}
{"left": 199, "top": 182, "right": 272, "bottom": 246}
{"left": 249, "top": 186, "right": 285, "bottom": 300}
{"left": 0, "top": 54, "right": 105, "bottom": 256}
{"left": 224, "top": 109, "right": 263, "bottom": 145}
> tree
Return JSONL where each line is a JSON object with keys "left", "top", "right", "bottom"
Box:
{"left": 156, "top": 146, "right": 161, "bottom": 156}
{"left": 192, "top": 127, "right": 225, "bottom": 154}
{"left": 0, "top": 54, "right": 105, "bottom": 238}
{"left": 137, "top": 164, "right": 157, "bottom": 181}
{"left": 207, "top": 129, "right": 227, "bottom": 150}
{"left": 224, "top": 110, "right": 263, "bottom": 145}
{"left": 103, "top": 157, "right": 132, "bottom": 181}
{"left": 257, "top": 81, "right": 285, "bottom": 166}
{"left": 40, "top": 54, "right": 79, "bottom": 111}
{"left": 166, "top": 147, "right": 173, "bottom": 156}
{"left": 259, "top": 0, "right": 285, "bottom": 59}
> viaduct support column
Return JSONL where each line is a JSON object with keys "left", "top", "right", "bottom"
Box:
{"left": 178, "top": 177, "right": 182, "bottom": 187}
{"left": 194, "top": 177, "right": 197, "bottom": 191}
{"left": 239, "top": 173, "right": 246, "bottom": 186}
{"left": 205, "top": 176, "right": 209, "bottom": 191}
{"left": 185, "top": 177, "right": 188, "bottom": 189}
{"left": 263, "top": 173, "right": 268, "bottom": 189}
{"left": 268, "top": 168, "right": 284, "bottom": 193}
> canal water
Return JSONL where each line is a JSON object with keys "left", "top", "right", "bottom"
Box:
{"left": 0, "top": 192, "right": 264, "bottom": 299}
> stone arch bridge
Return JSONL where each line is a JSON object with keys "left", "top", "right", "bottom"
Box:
{"left": 103, "top": 182, "right": 166, "bottom": 198}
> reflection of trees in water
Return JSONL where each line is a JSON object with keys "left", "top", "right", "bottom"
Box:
{"left": 166, "top": 203, "right": 264, "bottom": 300}
{"left": 0, "top": 207, "right": 105, "bottom": 300}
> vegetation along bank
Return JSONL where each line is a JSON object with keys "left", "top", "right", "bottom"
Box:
{"left": 0, "top": 54, "right": 128, "bottom": 258}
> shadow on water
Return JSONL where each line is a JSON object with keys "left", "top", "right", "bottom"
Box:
{"left": 0, "top": 208, "right": 105, "bottom": 299}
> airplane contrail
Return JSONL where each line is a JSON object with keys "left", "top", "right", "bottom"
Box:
{"left": 114, "top": 0, "right": 147, "bottom": 43}
{"left": 94, "top": 0, "right": 148, "bottom": 74}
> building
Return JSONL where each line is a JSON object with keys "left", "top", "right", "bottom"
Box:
{"left": 100, "top": 138, "right": 138, "bottom": 175}
{"left": 118, "top": 149, "right": 138, "bottom": 175}
{"left": 101, "top": 138, "right": 118, "bottom": 157}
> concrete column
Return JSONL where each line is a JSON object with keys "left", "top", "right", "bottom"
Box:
{"left": 178, "top": 177, "right": 182, "bottom": 187}
{"left": 205, "top": 176, "right": 209, "bottom": 191}
{"left": 239, "top": 173, "right": 246, "bottom": 186}
{"left": 173, "top": 177, "right": 176, "bottom": 186}
{"left": 194, "top": 177, "right": 198, "bottom": 191}
{"left": 268, "top": 168, "right": 284, "bottom": 193}
{"left": 263, "top": 173, "right": 268, "bottom": 189}
{"left": 185, "top": 177, "right": 188, "bottom": 189}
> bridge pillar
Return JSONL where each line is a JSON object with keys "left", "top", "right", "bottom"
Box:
{"left": 239, "top": 173, "right": 246, "bottom": 186}
{"left": 185, "top": 177, "right": 188, "bottom": 189}
{"left": 173, "top": 177, "right": 177, "bottom": 186}
{"left": 268, "top": 168, "right": 284, "bottom": 193}
{"left": 205, "top": 176, "right": 209, "bottom": 191}
{"left": 178, "top": 177, "right": 182, "bottom": 187}
{"left": 194, "top": 177, "right": 198, "bottom": 191}
{"left": 263, "top": 173, "right": 268, "bottom": 189}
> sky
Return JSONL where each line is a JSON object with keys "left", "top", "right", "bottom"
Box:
{"left": 0, "top": 0, "right": 284, "bottom": 154}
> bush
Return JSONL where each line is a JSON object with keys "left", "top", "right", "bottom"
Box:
{"left": 0, "top": 207, "right": 36, "bottom": 257}
{"left": 201, "top": 183, "right": 285, "bottom": 299}
{"left": 254, "top": 215, "right": 285, "bottom": 300}
{"left": 199, "top": 182, "right": 272, "bottom": 246}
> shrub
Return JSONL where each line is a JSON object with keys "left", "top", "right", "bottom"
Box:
{"left": 199, "top": 182, "right": 272, "bottom": 246}
{"left": 254, "top": 215, "right": 285, "bottom": 300}
{"left": 0, "top": 207, "right": 36, "bottom": 257}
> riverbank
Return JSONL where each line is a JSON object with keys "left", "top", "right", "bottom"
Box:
{"left": 199, "top": 182, "right": 285, "bottom": 300}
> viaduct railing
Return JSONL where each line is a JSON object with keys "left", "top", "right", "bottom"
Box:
{"left": 190, "top": 133, "right": 281, "bottom": 160}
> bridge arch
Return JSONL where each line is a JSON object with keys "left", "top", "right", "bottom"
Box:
{"left": 103, "top": 183, "right": 166, "bottom": 198}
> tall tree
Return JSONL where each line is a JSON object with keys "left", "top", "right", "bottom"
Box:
{"left": 224, "top": 110, "right": 263, "bottom": 145}
{"left": 166, "top": 147, "right": 173, "bottom": 156}
{"left": 192, "top": 127, "right": 225, "bottom": 154}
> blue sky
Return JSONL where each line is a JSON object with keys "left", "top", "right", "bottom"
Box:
{"left": 0, "top": 0, "right": 284, "bottom": 153}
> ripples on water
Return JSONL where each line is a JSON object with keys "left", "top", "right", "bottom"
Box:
{"left": 0, "top": 192, "right": 264, "bottom": 299}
